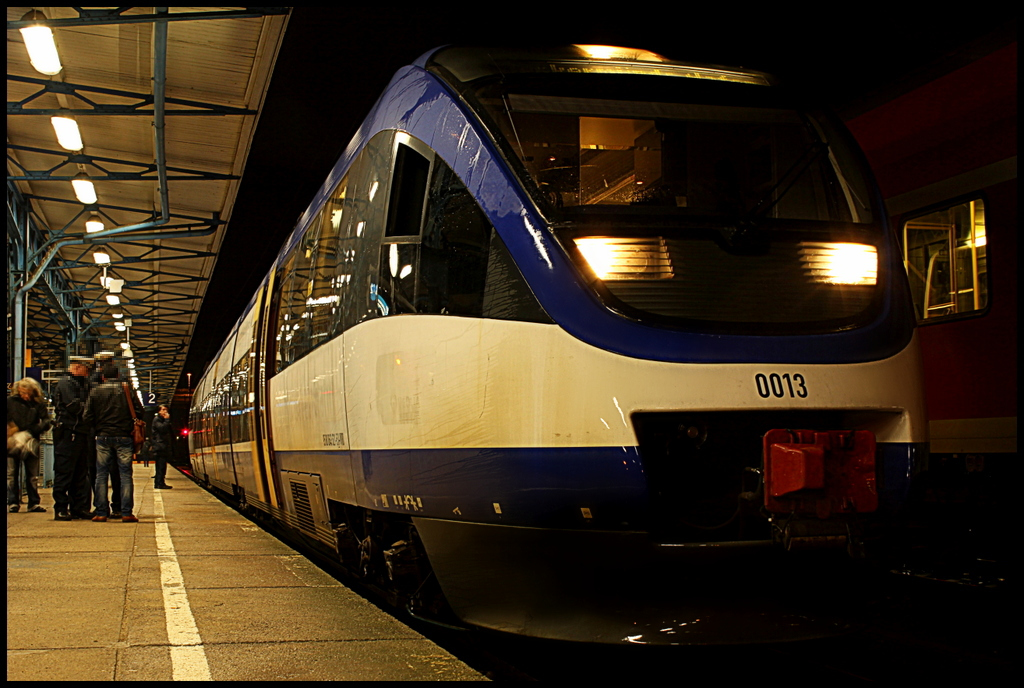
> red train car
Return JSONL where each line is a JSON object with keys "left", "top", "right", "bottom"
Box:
{"left": 846, "top": 40, "right": 1016, "bottom": 561}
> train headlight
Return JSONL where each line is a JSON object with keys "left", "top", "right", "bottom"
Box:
{"left": 799, "top": 242, "right": 877, "bottom": 285}
{"left": 573, "top": 237, "right": 673, "bottom": 281}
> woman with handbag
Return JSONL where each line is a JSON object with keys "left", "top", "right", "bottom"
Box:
{"left": 7, "top": 377, "right": 52, "bottom": 513}
{"left": 83, "top": 364, "right": 143, "bottom": 523}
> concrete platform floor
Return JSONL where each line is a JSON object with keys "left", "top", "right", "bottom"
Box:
{"left": 6, "top": 465, "right": 485, "bottom": 681}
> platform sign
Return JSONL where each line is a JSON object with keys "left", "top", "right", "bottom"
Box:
{"left": 144, "top": 391, "right": 159, "bottom": 407}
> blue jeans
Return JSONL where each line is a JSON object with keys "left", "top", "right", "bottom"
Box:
{"left": 7, "top": 446, "right": 41, "bottom": 507}
{"left": 94, "top": 436, "right": 134, "bottom": 517}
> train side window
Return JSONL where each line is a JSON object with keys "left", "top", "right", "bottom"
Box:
{"left": 305, "top": 177, "right": 347, "bottom": 347}
{"left": 378, "top": 140, "right": 432, "bottom": 315}
{"left": 274, "top": 244, "right": 313, "bottom": 372}
{"left": 377, "top": 150, "right": 493, "bottom": 317}
{"left": 902, "top": 198, "right": 988, "bottom": 322}
{"left": 342, "top": 131, "right": 394, "bottom": 327}
{"left": 386, "top": 143, "right": 431, "bottom": 237}
{"left": 419, "top": 161, "right": 491, "bottom": 316}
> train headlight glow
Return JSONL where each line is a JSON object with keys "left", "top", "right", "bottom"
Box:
{"left": 573, "top": 237, "right": 673, "bottom": 281}
{"left": 562, "top": 45, "right": 770, "bottom": 85}
{"left": 799, "top": 242, "right": 877, "bottom": 285}
{"left": 574, "top": 45, "right": 666, "bottom": 62}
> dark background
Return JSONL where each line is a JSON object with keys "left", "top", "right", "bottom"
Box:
{"left": 176, "top": 9, "right": 1014, "bottom": 390}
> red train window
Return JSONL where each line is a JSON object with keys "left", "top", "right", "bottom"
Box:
{"left": 902, "top": 198, "right": 988, "bottom": 321}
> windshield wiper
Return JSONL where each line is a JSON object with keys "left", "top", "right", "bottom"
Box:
{"left": 747, "top": 140, "right": 829, "bottom": 221}
{"left": 716, "top": 140, "right": 828, "bottom": 255}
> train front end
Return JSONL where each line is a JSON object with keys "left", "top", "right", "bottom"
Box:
{"left": 402, "top": 46, "right": 928, "bottom": 643}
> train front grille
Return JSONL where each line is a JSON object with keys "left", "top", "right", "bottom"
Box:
{"left": 633, "top": 410, "right": 852, "bottom": 543}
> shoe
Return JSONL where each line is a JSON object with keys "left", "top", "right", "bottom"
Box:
{"left": 92, "top": 514, "right": 108, "bottom": 522}
{"left": 8, "top": 504, "right": 18, "bottom": 513}
{"left": 155, "top": 484, "right": 173, "bottom": 489}
{"left": 121, "top": 514, "right": 138, "bottom": 523}
{"left": 27, "top": 505, "right": 46, "bottom": 513}
{"left": 71, "top": 511, "right": 93, "bottom": 520}
{"left": 55, "top": 511, "right": 72, "bottom": 521}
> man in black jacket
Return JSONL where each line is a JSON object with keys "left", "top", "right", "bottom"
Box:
{"left": 83, "top": 364, "right": 143, "bottom": 523}
{"left": 51, "top": 356, "right": 94, "bottom": 520}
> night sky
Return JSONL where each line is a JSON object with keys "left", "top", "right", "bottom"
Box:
{"left": 177, "top": 8, "right": 1010, "bottom": 390}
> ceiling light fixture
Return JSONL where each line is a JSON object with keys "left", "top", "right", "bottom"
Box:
{"left": 19, "top": 11, "right": 62, "bottom": 76}
{"left": 72, "top": 173, "right": 98, "bottom": 204}
{"left": 51, "top": 112, "right": 83, "bottom": 151}
{"left": 86, "top": 213, "right": 104, "bottom": 233}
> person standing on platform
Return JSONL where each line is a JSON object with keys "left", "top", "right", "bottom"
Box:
{"left": 89, "top": 352, "right": 120, "bottom": 514}
{"left": 84, "top": 364, "right": 142, "bottom": 523}
{"left": 51, "top": 356, "right": 95, "bottom": 520}
{"left": 151, "top": 405, "right": 173, "bottom": 489}
{"left": 7, "top": 378, "right": 52, "bottom": 513}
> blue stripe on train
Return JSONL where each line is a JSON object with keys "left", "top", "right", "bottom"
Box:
{"left": 271, "top": 442, "right": 923, "bottom": 529}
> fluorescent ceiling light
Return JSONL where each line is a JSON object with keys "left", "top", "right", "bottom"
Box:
{"left": 92, "top": 251, "right": 111, "bottom": 265}
{"left": 72, "top": 174, "right": 97, "bottom": 204}
{"left": 51, "top": 114, "right": 83, "bottom": 151}
{"left": 19, "top": 11, "right": 62, "bottom": 76}
{"left": 86, "top": 214, "right": 104, "bottom": 233}
{"left": 105, "top": 294, "right": 120, "bottom": 305}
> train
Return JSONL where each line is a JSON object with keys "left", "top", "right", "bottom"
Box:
{"left": 189, "top": 45, "right": 930, "bottom": 644}
{"left": 845, "top": 39, "right": 1016, "bottom": 568}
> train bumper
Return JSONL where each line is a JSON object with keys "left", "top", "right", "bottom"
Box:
{"left": 413, "top": 517, "right": 876, "bottom": 645}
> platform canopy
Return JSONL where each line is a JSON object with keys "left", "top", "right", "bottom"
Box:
{"left": 7, "top": 7, "right": 290, "bottom": 403}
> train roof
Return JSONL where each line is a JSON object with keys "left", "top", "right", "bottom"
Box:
{"left": 417, "top": 45, "right": 775, "bottom": 88}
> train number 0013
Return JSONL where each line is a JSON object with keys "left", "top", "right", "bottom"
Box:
{"left": 754, "top": 373, "right": 808, "bottom": 399}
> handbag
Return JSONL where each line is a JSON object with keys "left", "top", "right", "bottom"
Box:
{"left": 122, "top": 383, "right": 146, "bottom": 454}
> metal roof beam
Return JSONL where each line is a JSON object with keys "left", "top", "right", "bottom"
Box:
{"left": 7, "top": 74, "right": 258, "bottom": 117}
{"left": 7, "top": 144, "right": 241, "bottom": 181}
{"left": 7, "top": 8, "right": 289, "bottom": 30}
{"left": 7, "top": 182, "right": 84, "bottom": 335}
{"left": 23, "top": 193, "right": 221, "bottom": 226}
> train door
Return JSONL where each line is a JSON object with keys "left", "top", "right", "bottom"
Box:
{"left": 254, "top": 269, "right": 284, "bottom": 511}
{"left": 227, "top": 300, "right": 261, "bottom": 503}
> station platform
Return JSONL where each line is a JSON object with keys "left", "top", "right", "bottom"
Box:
{"left": 6, "top": 465, "right": 485, "bottom": 681}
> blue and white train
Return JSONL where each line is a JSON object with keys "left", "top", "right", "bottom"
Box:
{"left": 190, "top": 46, "right": 927, "bottom": 644}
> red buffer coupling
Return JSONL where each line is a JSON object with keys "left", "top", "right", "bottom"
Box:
{"left": 762, "top": 429, "right": 878, "bottom": 518}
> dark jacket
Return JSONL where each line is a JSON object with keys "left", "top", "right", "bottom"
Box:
{"left": 151, "top": 414, "right": 172, "bottom": 450}
{"left": 52, "top": 372, "right": 92, "bottom": 432}
{"left": 83, "top": 380, "right": 142, "bottom": 437}
{"left": 7, "top": 394, "right": 52, "bottom": 439}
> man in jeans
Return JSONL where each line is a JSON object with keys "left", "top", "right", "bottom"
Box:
{"left": 83, "top": 364, "right": 142, "bottom": 522}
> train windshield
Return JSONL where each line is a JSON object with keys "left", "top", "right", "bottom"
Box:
{"left": 428, "top": 47, "right": 885, "bottom": 333}
{"left": 487, "top": 95, "right": 872, "bottom": 224}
